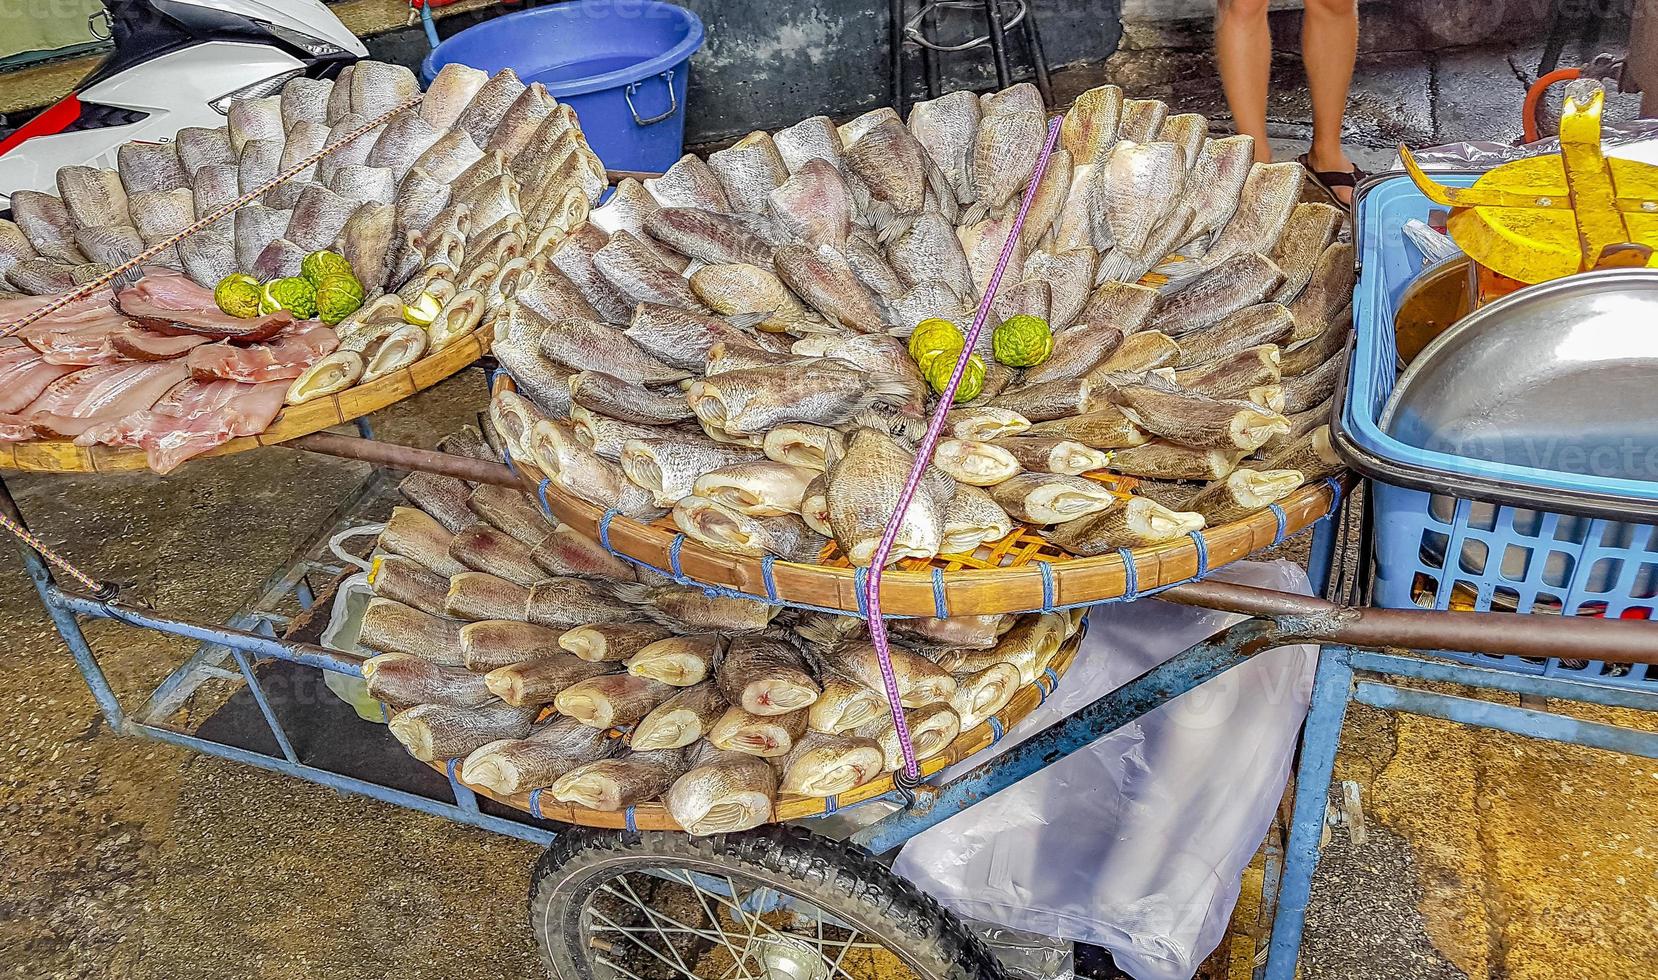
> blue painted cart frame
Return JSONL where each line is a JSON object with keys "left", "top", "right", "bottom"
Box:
{"left": 6, "top": 443, "right": 1656, "bottom": 979}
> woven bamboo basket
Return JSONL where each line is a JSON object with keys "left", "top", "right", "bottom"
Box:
{"left": 422, "top": 625, "right": 1083, "bottom": 831}
{"left": 0, "top": 330, "right": 488, "bottom": 473}
{"left": 493, "top": 375, "right": 1342, "bottom": 618}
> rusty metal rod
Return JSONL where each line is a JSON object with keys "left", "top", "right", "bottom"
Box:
{"left": 1162, "top": 580, "right": 1658, "bottom": 665}
{"left": 288, "top": 432, "right": 520, "bottom": 488}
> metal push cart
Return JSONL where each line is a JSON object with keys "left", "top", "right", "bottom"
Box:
{"left": 5, "top": 78, "right": 1657, "bottom": 980}
{"left": 5, "top": 400, "right": 1656, "bottom": 979}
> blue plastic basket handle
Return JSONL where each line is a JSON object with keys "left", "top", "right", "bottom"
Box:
{"left": 625, "top": 69, "right": 679, "bottom": 125}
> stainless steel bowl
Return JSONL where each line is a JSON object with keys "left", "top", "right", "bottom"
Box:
{"left": 1382, "top": 267, "right": 1658, "bottom": 493}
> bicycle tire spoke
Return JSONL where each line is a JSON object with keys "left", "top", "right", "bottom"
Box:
{"left": 668, "top": 868, "right": 755, "bottom": 980}
{"left": 616, "top": 874, "right": 698, "bottom": 978}
{"left": 595, "top": 954, "right": 654, "bottom": 980}
{"left": 588, "top": 907, "right": 707, "bottom": 980}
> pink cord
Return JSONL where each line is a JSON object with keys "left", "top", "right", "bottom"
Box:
{"left": 863, "top": 116, "right": 1064, "bottom": 781}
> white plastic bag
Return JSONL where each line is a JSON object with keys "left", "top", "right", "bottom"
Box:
{"left": 893, "top": 560, "right": 1319, "bottom": 980}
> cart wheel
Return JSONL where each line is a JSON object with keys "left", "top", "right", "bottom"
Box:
{"left": 528, "top": 825, "right": 1005, "bottom": 980}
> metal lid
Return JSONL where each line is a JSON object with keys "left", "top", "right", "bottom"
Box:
{"left": 1379, "top": 267, "right": 1658, "bottom": 516}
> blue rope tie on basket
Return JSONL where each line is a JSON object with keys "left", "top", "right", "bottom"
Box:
{"left": 1189, "top": 530, "right": 1210, "bottom": 577}
{"left": 1117, "top": 547, "right": 1140, "bottom": 600}
{"left": 536, "top": 479, "right": 555, "bottom": 520}
{"left": 1034, "top": 560, "right": 1056, "bottom": 612}
{"left": 598, "top": 509, "right": 620, "bottom": 554}
{"left": 760, "top": 555, "right": 779, "bottom": 602}
{"left": 624, "top": 806, "right": 637, "bottom": 833}
{"left": 988, "top": 716, "right": 1005, "bottom": 743}
{"left": 1269, "top": 503, "right": 1288, "bottom": 546}
{"left": 853, "top": 566, "right": 870, "bottom": 618}
{"left": 446, "top": 758, "right": 460, "bottom": 782}
{"left": 931, "top": 567, "right": 949, "bottom": 620}
{"left": 823, "top": 795, "right": 839, "bottom": 814}
{"left": 1042, "top": 666, "right": 1060, "bottom": 692}
{"left": 668, "top": 534, "right": 690, "bottom": 584}
{"left": 529, "top": 788, "right": 544, "bottom": 819}
{"left": 1323, "top": 476, "right": 1345, "bottom": 517}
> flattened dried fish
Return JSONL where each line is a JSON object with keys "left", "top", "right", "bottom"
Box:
{"left": 549, "top": 748, "right": 689, "bottom": 809}
{"left": 1046, "top": 495, "right": 1205, "bottom": 555}
{"left": 644, "top": 153, "right": 732, "bottom": 212}
{"left": 1106, "top": 373, "right": 1289, "bottom": 451}
{"left": 781, "top": 732, "right": 884, "bottom": 797}
{"left": 989, "top": 473, "right": 1119, "bottom": 525}
{"left": 460, "top": 718, "right": 619, "bottom": 796}
{"left": 631, "top": 682, "right": 730, "bottom": 750}
{"left": 390, "top": 701, "right": 538, "bottom": 763}
{"left": 1148, "top": 252, "right": 1285, "bottom": 337}
{"left": 667, "top": 749, "right": 776, "bottom": 834}
{"left": 708, "top": 131, "right": 789, "bottom": 213}
{"left": 826, "top": 426, "right": 954, "bottom": 564}
{"left": 364, "top": 653, "right": 493, "bottom": 709}
{"left": 627, "top": 634, "right": 721, "bottom": 687}
{"left": 1106, "top": 441, "right": 1239, "bottom": 480}
{"left": 709, "top": 706, "right": 807, "bottom": 758}
{"left": 716, "top": 635, "right": 819, "bottom": 715}
{"left": 773, "top": 115, "right": 846, "bottom": 174}
{"left": 1023, "top": 407, "right": 1148, "bottom": 450}
{"left": 1174, "top": 303, "right": 1294, "bottom": 368}
{"left": 673, "top": 496, "right": 825, "bottom": 560}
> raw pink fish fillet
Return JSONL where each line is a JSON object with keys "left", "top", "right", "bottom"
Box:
{"left": 184, "top": 322, "right": 338, "bottom": 382}
{"left": 109, "top": 326, "right": 214, "bottom": 360}
{"left": 21, "top": 318, "right": 131, "bottom": 366}
{"left": 1, "top": 361, "right": 188, "bottom": 440}
{"left": 75, "top": 378, "right": 288, "bottom": 472}
{"left": 0, "top": 288, "right": 118, "bottom": 327}
{"left": 115, "top": 271, "right": 292, "bottom": 341}
{"left": 0, "top": 348, "right": 77, "bottom": 413}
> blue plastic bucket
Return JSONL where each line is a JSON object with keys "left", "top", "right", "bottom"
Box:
{"left": 421, "top": 0, "right": 704, "bottom": 174}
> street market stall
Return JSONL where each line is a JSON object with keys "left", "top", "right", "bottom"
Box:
{"left": 3, "top": 25, "right": 1657, "bottom": 980}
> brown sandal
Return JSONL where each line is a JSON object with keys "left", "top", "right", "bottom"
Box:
{"left": 1297, "top": 152, "right": 1368, "bottom": 207}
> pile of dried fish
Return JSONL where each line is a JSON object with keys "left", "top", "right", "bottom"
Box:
{"left": 489, "top": 81, "right": 1349, "bottom": 564}
{"left": 0, "top": 60, "right": 605, "bottom": 471}
{"left": 364, "top": 425, "right": 1079, "bottom": 833}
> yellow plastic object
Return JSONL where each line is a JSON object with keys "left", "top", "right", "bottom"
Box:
{"left": 1402, "top": 82, "right": 1658, "bottom": 283}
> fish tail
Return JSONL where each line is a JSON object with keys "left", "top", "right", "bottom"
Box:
{"left": 862, "top": 377, "right": 923, "bottom": 415}
{"left": 1093, "top": 248, "right": 1144, "bottom": 286}
{"left": 1151, "top": 255, "right": 1208, "bottom": 288}
{"left": 960, "top": 200, "right": 991, "bottom": 227}
{"left": 861, "top": 201, "right": 907, "bottom": 245}
{"left": 724, "top": 311, "right": 769, "bottom": 332}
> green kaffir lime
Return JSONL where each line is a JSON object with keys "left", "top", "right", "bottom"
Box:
{"left": 259, "top": 277, "right": 319, "bottom": 319}
{"left": 315, "top": 275, "right": 366, "bottom": 326}
{"left": 992, "top": 314, "right": 1054, "bottom": 368}
{"left": 213, "top": 273, "right": 261, "bottom": 319}
{"left": 924, "top": 350, "right": 985, "bottom": 402}
{"left": 300, "top": 250, "right": 354, "bottom": 288}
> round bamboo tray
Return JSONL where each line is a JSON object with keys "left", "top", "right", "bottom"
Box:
{"left": 425, "top": 623, "right": 1083, "bottom": 831}
{"left": 0, "top": 330, "right": 488, "bottom": 474}
{"left": 494, "top": 376, "right": 1342, "bottom": 618}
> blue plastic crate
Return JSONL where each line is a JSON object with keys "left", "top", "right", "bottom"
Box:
{"left": 1347, "top": 174, "right": 1656, "bottom": 689}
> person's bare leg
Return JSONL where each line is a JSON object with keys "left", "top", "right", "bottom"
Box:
{"left": 1301, "top": 0, "right": 1359, "bottom": 203}
{"left": 1217, "top": 0, "right": 1274, "bottom": 163}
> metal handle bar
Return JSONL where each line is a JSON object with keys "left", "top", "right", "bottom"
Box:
{"left": 625, "top": 70, "right": 678, "bottom": 126}
{"left": 1162, "top": 580, "right": 1658, "bottom": 664}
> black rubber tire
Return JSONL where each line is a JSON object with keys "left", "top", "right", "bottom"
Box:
{"left": 528, "top": 825, "right": 1006, "bottom": 980}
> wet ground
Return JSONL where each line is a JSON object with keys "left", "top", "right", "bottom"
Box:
{"left": 3, "top": 24, "right": 1657, "bottom": 980}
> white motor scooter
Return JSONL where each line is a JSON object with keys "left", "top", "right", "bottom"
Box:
{"left": 0, "top": 0, "right": 366, "bottom": 209}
